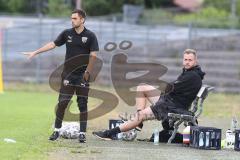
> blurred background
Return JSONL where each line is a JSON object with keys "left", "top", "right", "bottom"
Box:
{"left": 0, "top": 1, "right": 240, "bottom": 159}
{"left": 0, "top": 0, "right": 240, "bottom": 93}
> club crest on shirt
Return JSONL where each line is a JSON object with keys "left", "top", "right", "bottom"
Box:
{"left": 67, "top": 36, "right": 72, "bottom": 43}
{"left": 82, "top": 37, "right": 88, "bottom": 43}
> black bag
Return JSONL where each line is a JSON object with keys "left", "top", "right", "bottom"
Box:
{"left": 149, "top": 129, "right": 183, "bottom": 143}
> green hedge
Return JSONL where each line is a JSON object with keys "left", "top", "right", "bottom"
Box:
{"left": 204, "top": 0, "right": 240, "bottom": 18}
{"left": 82, "top": 0, "right": 144, "bottom": 16}
{"left": 140, "top": 8, "right": 173, "bottom": 24}
{"left": 82, "top": 0, "right": 112, "bottom": 16}
{"left": 173, "top": 7, "right": 239, "bottom": 28}
{"left": 46, "top": 0, "right": 72, "bottom": 17}
{"left": 0, "top": 0, "right": 33, "bottom": 13}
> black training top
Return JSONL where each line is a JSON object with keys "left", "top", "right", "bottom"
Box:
{"left": 54, "top": 27, "right": 99, "bottom": 76}
{"left": 166, "top": 65, "right": 205, "bottom": 110}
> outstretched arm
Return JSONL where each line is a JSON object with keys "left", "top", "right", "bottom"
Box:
{"left": 22, "top": 42, "right": 56, "bottom": 59}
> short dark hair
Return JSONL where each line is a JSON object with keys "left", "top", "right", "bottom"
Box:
{"left": 72, "top": 9, "right": 86, "bottom": 18}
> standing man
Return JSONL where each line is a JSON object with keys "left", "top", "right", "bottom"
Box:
{"left": 93, "top": 49, "right": 205, "bottom": 140}
{"left": 22, "top": 9, "right": 99, "bottom": 143}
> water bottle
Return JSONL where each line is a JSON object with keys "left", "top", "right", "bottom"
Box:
{"left": 215, "top": 132, "right": 221, "bottom": 148}
{"left": 231, "top": 117, "right": 238, "bottom": 132}
{"left": 210, "top": 132, "right": 215, "bottom": 147}
{"left": 238, "top": 134, "right": 240, "bottom": 148}
{"left": 205, "top": 132, "right": 210, "bottom": 147}
{"left": 153, "top": 128, "right": 159, "bottom": 145}
{"left": 199, "top": 132, "right": 204, "bottom": 147}
{"left": 111, "top": 123, "right": 115, "bottom": 129}
{"left": 183, "top": 126, "right": 190, "bottom": 145}
{"left": 225, "top": 129, "right": 235, "bottom": 149}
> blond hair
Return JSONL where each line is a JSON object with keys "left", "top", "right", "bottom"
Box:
{"left": 183, "top": 49, "right": 197, "bottom": 58}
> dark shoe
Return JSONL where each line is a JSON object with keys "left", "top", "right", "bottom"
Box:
{"left": 92, "top": 131, "right": 113, "bottom": 141}
{"left": 48, "top": 131, "right": 60, "bottom": 141}
{"left": 79, "top": 132, "right": 86, "bottom": 143}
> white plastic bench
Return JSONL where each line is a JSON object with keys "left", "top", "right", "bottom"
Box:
{"left": 167, "top": 85, "right": 214, "bottom": 144}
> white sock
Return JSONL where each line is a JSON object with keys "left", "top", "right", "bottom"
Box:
{"left": 79, "top": 132, "right": 86, "bottom": 135}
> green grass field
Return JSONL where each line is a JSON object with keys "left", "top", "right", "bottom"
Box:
{"left": 0, "top": 84, "right": 239, "bottom": 160}
{"left": 0, "top": 91, "right": 56, "bottom": 160}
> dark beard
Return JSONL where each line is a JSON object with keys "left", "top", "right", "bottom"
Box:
{"left": 72, "top": 23, "right": 80, "bottom": 28}
{"left": 74, "top": 25, "right": 80, "bottom": 28}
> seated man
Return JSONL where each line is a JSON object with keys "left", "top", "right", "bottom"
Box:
{"left": 93, "top": 49, "right": 205, "bottom": 140}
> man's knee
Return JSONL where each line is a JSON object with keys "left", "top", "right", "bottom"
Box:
{"left": 58, "top": 93, "right": 73, "bottom": 102}
{"left": 77, "top": 97, "right": 88, "bottom": 112}
{"left": 137, "top": 83, "right": 156, "bottom": 93}
{"left": 55, "top": 100, "right": 71, "bottom": 117}
{"left": 58, "top": 99, "right": 71, "bottom": 109}
{"left": 137, "top": 108, "right": 155, "bottom": 121}
{"left": 137, "top": 83, "right": 147, "bottom": 92}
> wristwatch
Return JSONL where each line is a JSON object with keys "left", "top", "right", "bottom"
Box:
{"left": 85, "top": 70, "right": 90, "bottom": 75}
{"left": 84, "top": 70, "right": 90, "bottom": 82}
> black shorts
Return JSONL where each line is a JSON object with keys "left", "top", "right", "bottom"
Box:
{"left": 150, "top": 96, "right": 191, "bottom": 121}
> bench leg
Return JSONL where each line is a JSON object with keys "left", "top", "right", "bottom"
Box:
{"left": 167, "top": 120, "right": 183, "bottom": 144}
{"left": 189, "top": 117, "right": 198, "bottom": 126}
